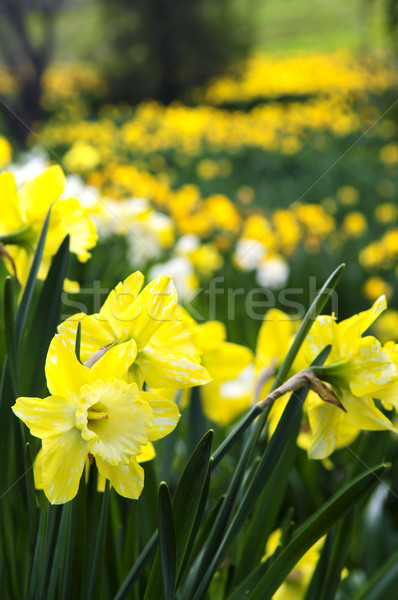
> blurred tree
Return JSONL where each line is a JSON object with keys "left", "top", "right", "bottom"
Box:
{"left": 0, "top": 0, "right": 66, "bottom": 140}
{"left": 385, "top": 0, "right": 398, "bottom": 39}
{"left": 100, "top": 0, "right": 257, "bottom": 104}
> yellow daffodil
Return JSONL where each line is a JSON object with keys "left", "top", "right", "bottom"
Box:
{"left": 58, "top": 272, "right": 211, "bottom": 389}
{"left": 263, "top": 529, "right": 325, "bottom": 600}
{"left": 255, "top": 309, "right": 309, "bottom": 442}
{"left": 12, "top": 334, "right": 180, "bottom": 504}
{"left": 192, "top": 320, "right": 253, "bottom": 425}
{"left": 298, "top": 296, "right": 398, "bottom": 459}
{"left": 0, "top": 165, "right": 97, "bottom": 286}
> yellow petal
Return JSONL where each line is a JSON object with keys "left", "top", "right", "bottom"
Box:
{"left": 96, "top": 455, "right": 144, "bottom": 499}
{"left": 307, "top": 400, "right": 342, "bottom": 459}
{"left": 150, "top": 306, "right": 201, "bottom": 358}
{"left": 85, "top": 379, "right": 153, "bottom": 465}
{"left": 89, "top": 339, "right": 137, "bottom": 381}
{"left": 140, "top": 392, "right": 181, "bottom": 440}
{"left": 58, "top": 313, "right": 115, "bottom": 364}
{"left": 12, "top": 394, "right": 76, "bottom": 439}
{"left": 201, "top": 380, "right": 252, "bottom": 426}
{"left": 41, "top": 428, "right": 87, "bottom": 504}
{"left": 18, "top": 165, "right": 65, "bottom": 223}
{"left": 203, "top": 342, "right": 253, "bottom": 383}
{"left": 341, "top": 390, "right": 397, "bottom": 432}
{"left": 194, "top": 321, "right": 226, "bottom": 353}
{"left": 339, "top": 295, "right": 386, "bottom": 341}
{"left": 138, "top": 345, "right": 211, "bottom": 388}
{"left": 345, "top": 337, "right": 398, "bottom": 396}
{"left": 45, "top": 334, "right": 89, "bottom": 399}
{"left": 256, "top": 309, "right": 296, "bottom": 368}
{"left": 137, "top": 442, "right": 156, "bottom": 463}
{"left": 33, "top": 448, "right": 44, "bottom": 490}
{"left": 0, "top": 172, "right": 22, "bottom": 234}
{"left": 119, "top": 276, "right": 177, "bottom": 347}
{"left": 100, "top": 271, "right": 144, "bottom": 323}
{"left": 51, "top": 197, "right": 98, "bottom": 262}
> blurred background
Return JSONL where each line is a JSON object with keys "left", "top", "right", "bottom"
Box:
{"left": 1, "top": 0, "right": 398, "bottom": 348}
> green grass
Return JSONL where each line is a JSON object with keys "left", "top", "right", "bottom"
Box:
{"left": 52, "top": 0, "right": 389, "bottom": 63}
{"left": 255, "top": 0, "right": 387, "bottom": 52}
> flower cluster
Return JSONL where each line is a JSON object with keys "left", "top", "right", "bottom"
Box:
{"left": 0, "top": 165, "right": 97, "bottom": 288}
{"left": 13, "top": 272, "right": 213, "bottom": 504}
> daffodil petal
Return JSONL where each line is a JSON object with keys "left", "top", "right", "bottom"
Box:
{"left": 33, "top": 448, "right": 44, "bottom": 490}
{"left": 339, "top": 295, "right": 386, "bottom": 340}
{"left": 120, "top": 276, "right": 177, "bottom": 347}
{"left": 96, "top": 455, "right": 144, "bottom": 499}
{"left": 100, "top": 271, "right": 144, "bottom": 323}
{"left": 19, "top": 165, "right": 65, "bottom": 222}
{"left": 58, "top": 313, "right": 115, "bottom": 364}
{"left": 85, "top": 379, "right": 153, "bottom": 465}
{"left": 41, "top": 428, "right": 87, "bottom": 504}
{"left": 307, "top": 400, "right": 341, "bottom": 459}
{"left": 256, "top": 309, "right": 296, "bottom": 368}
{"left": 89, "top": 339, "right": 137, "bottom": 381}
{"left": 12, "top": 395, "right": 76, "bottom": 439}
{"left": 346, "top": 337, "right": 398, "bottom": 396}
{"left": 203, "top": 342, "right": 253, "bottom": 382}
{"left": 51, "top": 198, "right": 98, "bottom": 262}
{"left": 0, "top": 172, "right": 22, "bottom": 234}
{"left": 138, "top": 345, "right": 211, "bottom": 388}
{"left": 140, "top": 392, "right": 181, "bottom": 440}
{"left": 342, "top": 391, "right": 397, "bottom": 432}
{"left": 137, "top": 442, "right": 156, "bottom": 463}
{"left": 45, "top": 334, "right": 89, "bottom": 398}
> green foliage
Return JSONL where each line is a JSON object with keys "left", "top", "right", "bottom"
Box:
{"left": 99, "top": 0, "right": 256, "bottom": 104}
{"left": 1, "top": 218, "right": 398, "bottom": 599}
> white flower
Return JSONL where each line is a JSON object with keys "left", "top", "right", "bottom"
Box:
{"left": 149, "top": 257, "right": 198, "bottom": 299}
{"left": 256, "top": 256, "right": 289, "bottom": 289}
{"left": 234, "top": 239, "right": 266, "bottom": 271}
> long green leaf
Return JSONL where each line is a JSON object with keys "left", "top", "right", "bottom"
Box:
{"left": 246, "top": 465, "right": 387, "bottom": 600}
{"left": 352, "top": 546, "right": 398, "bottom": 600}
{"left": 19, "top": 235, "right": 70, "bottom": 396}
{"left": 113, "top": 531, "right": 158, "bottom": 600}
{"left": 3, "top": 277, "right": 18, "bottom": 396}
{"left": 142, "top": 430, "right": 213, "bottom": 600}
{"left": 187, "top": 388, "right": 303, "bottom": 600}
{"left": 158, "top": 482, "right": 176, "bottom": 600}
{"left": 15, "top": 207, "right": 51, "bottom": 351}
{"left": 87, "top": 481, "right": 110, "bottom": 600}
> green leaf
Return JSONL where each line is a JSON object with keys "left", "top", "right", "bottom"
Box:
{"left": 272, "top": 264, "right": 344, "bottom": 391}
{"left": 315, "top": 515, "right": 355, "bottom": 600}
{"left": 114, "top": 531, "right": 158, "bottom": 600}
{"left": 352, "top": 546, "right": 398, "bottom": 600}
{"left": 187, "top": 388, "right": 303, "bottom": 600}
{"left": 245, "top": 464, "right": 387, "bottom": 600}
{"left": 15, "top": 207, "right": 51, "bottom": 352}
{"left": 75, "top": 320, "right": 82, "bottom": 363}
{"left": 158, "top": 482, "right": 176, "bottom": 600}
{"left": 212, "top": 405, "right": 262, "bottom": 469}
{"left": 3, "top": 277, "right": 18, "bottom": 396}
{"left": 233, "top": 414, "right": 299, "bottom": 583}
{"left": 87, "top": 481, "right": 110, "bottom": 600}
{"left": 143, "top": 430, "right": 213, "bottom": 600}
{"left": 19, "top": 235, "right": 70, "bottom": 396}
{"left": 25, "top": 443, "right": 39, "bottom": 550}
{"left": 47, "top": 504, "right": 71, "bottom": 600}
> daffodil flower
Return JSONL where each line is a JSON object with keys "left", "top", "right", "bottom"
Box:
{"left": 12, "top": 334, "right": 180, "bottom": 504}
{"left": 58, "top": 272, "right": 211, "bottom": 390}
{"left": 298, "top": 296, "right": 398, "bottom": 459}
{"left": 191, "top": 320, "right": 253, "bottom": 425}
{"left": 0, "top": 165, "right": 97, "bottom": 286}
